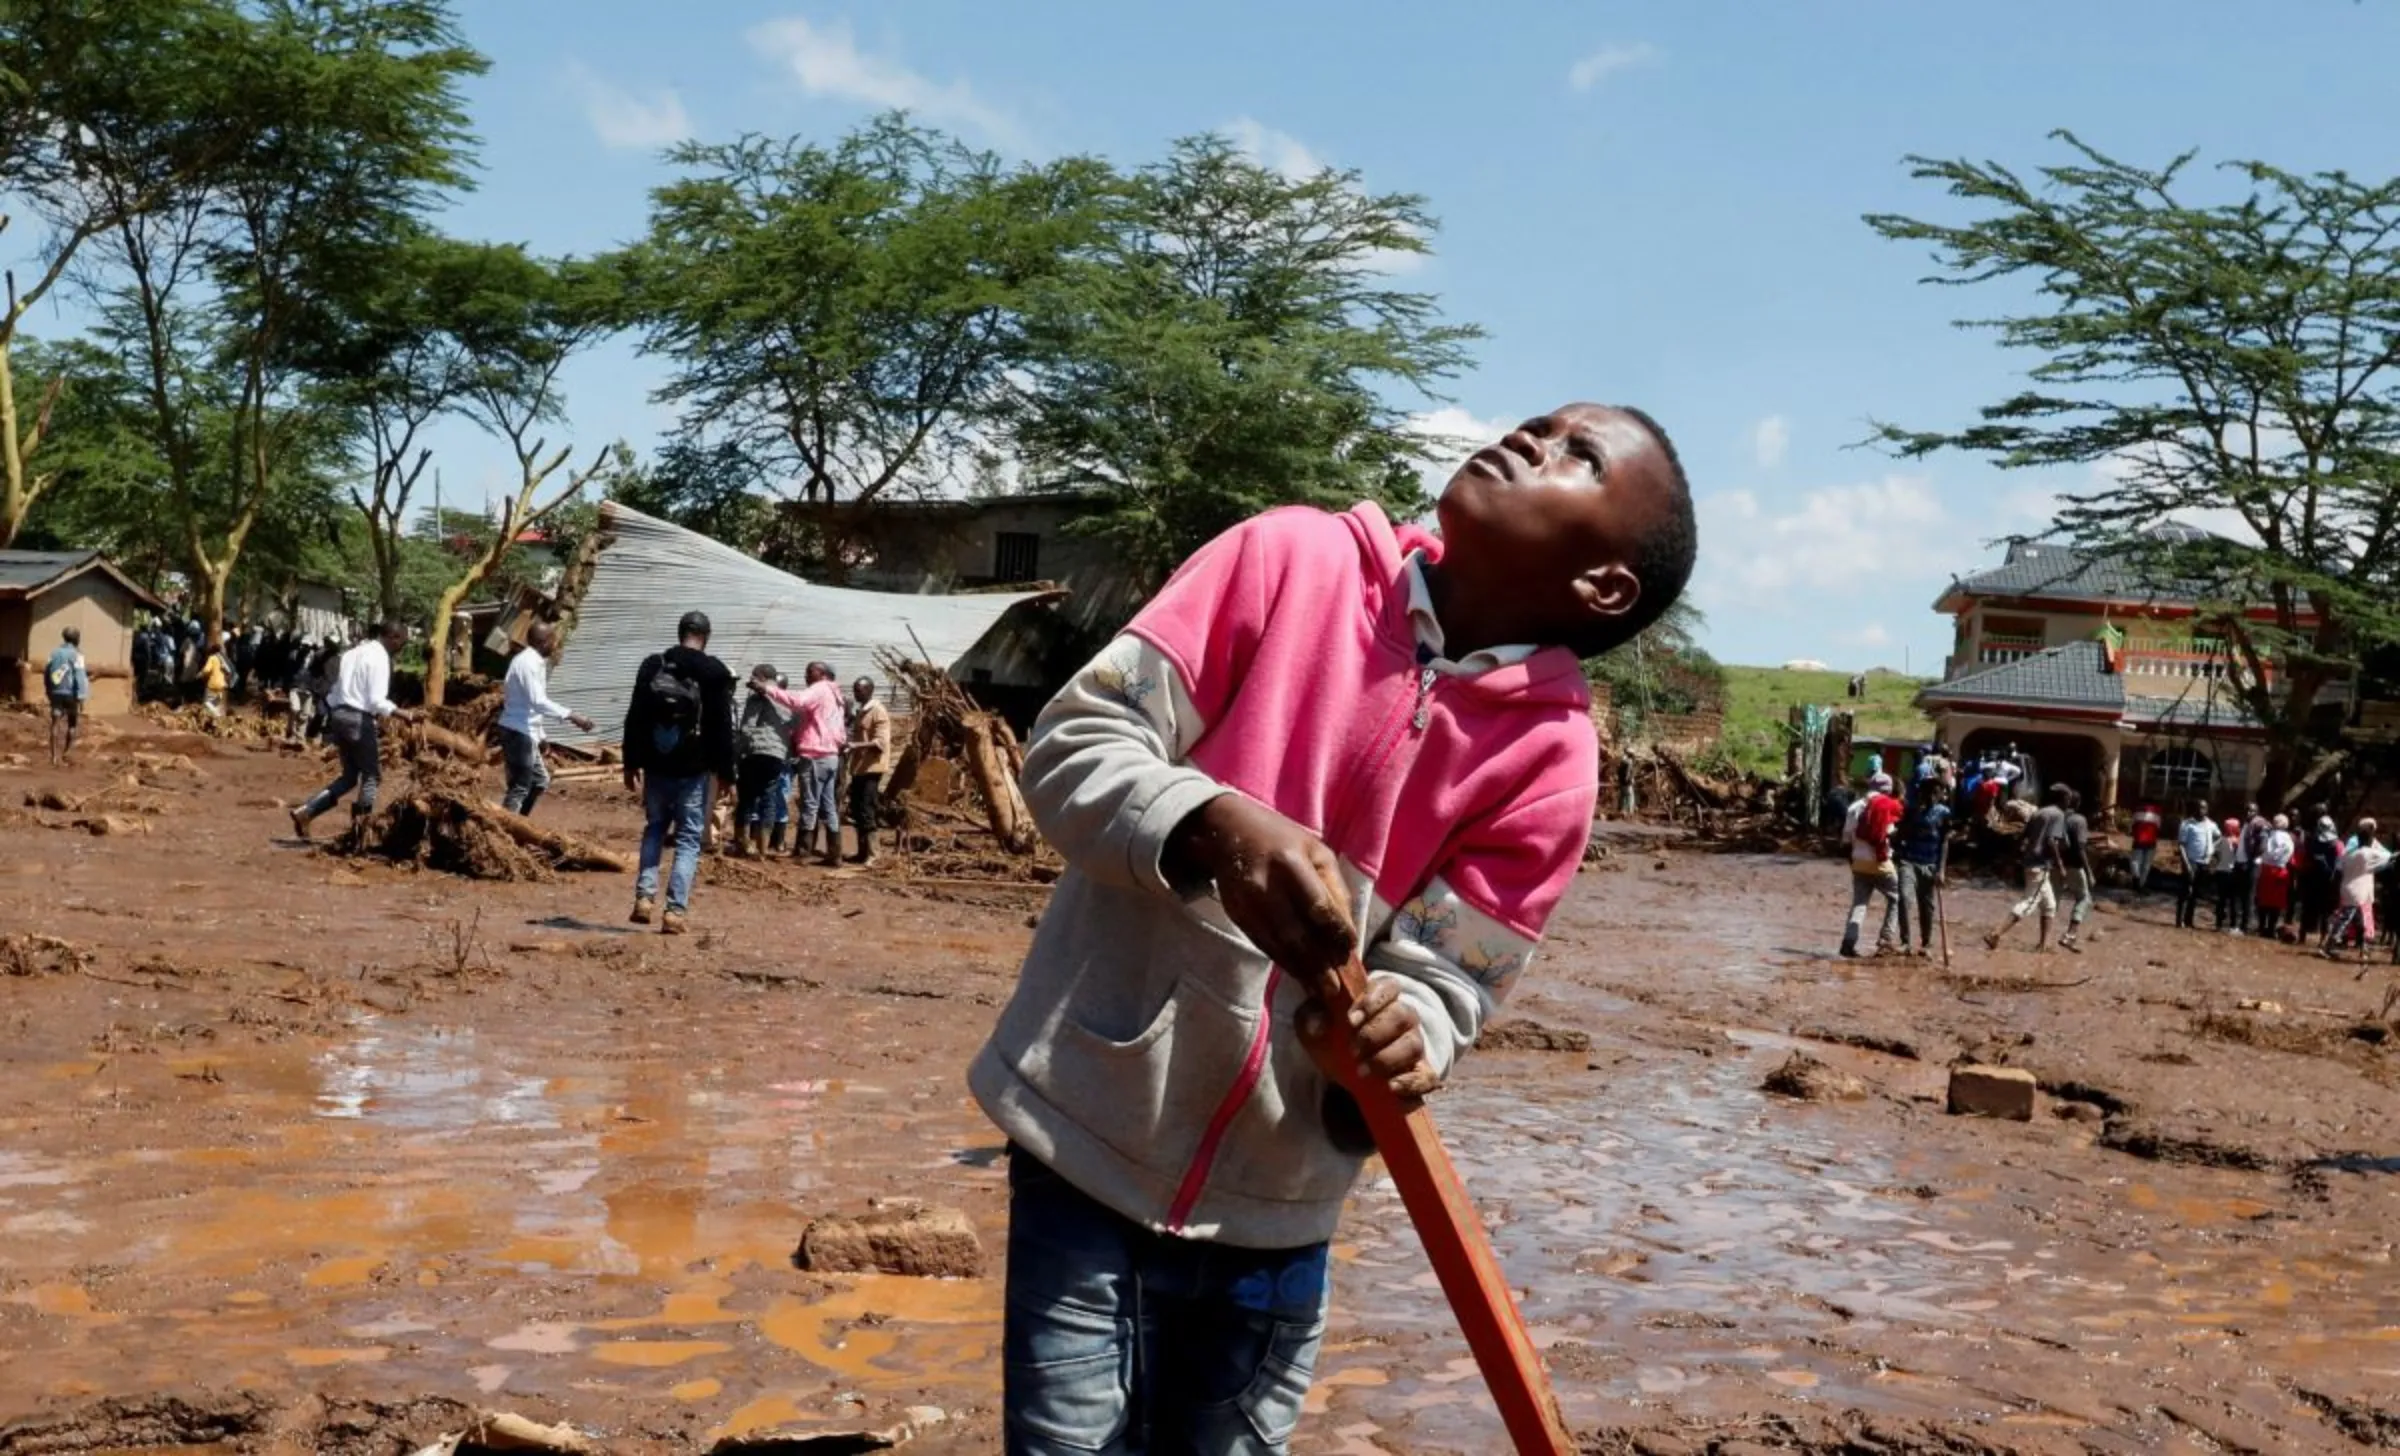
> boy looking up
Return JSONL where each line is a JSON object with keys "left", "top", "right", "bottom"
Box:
{"left": 972, "top": 404, "right": 1696, "bottom": 1454}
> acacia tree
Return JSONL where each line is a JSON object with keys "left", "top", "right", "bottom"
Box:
{"left": 1011, "top": 134, "right": 1478, "bottom": 586}
{"left": 72, "top": 0, "right": 480, "bottom": 639}
{"left": 289, "top": 228, "right": 472, "bottom": 620}
{"left": 618, "top": 113, "right": 1110, "bottom": 573}
{"left": 0, "top": 0, "right": 245, "bottom": 546}
{"left": 418, "top": 247, "right": 618, "bottom": 706}
{"left": 1866, "top": 133, "right": 2400, "bottom": 799}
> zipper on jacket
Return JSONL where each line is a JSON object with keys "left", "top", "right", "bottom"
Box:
{"left": 1165, "top": 968, "right": 1283, "bottom": 1235}
{"left": 1410, "top": 643, "right": 1438, "bottom": 732}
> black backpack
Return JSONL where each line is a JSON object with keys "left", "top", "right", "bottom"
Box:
{"left": 645, "top": 657, "right": 704, "bottom": 754}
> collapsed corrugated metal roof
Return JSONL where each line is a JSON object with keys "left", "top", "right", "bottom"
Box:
{"left": 545, "top": 502, "right": 1061, "bottom": 748}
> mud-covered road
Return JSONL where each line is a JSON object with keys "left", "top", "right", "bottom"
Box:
{"left": 2, "top": 711, "right": 2395, "bottom": 1454}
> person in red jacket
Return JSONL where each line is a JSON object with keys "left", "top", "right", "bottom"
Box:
{"left": 2129, "top": 801, "right": 2162, "bottom": 891}
{"left": 1841, "top": 772, "right": 1905, "bottom": 957}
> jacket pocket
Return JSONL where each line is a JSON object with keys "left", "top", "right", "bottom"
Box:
{"left": 1043, "top": 975, "right": 1257, "bottom": 1172}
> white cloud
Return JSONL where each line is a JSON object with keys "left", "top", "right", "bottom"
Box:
{"left": 1695, "top": 474, "right": 1963, "bottom": 609}
{"left": 1848, "top": 623, "right": 1893, "bottom": 648}
{"left": 1567, "top": 42, "right": 1661, "bottom": 92}
{"left": 1406, "top": 406, "right": 1515, "bottom": 504}
{"left": 748, "top": 17, "right": 1022, "bottom": 146}
{"left": 563, "top": 61, "right": 692, "bottom": 151}
{"left": 1751, "top": 414, "right": 1789, "bottom": 470}
{"left": 1226, "top": 116, "right": 1325, "bottom": 180}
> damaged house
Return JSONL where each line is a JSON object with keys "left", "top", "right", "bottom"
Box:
{"left": 543, "top": 503, "right": 1063, "bottom": 749}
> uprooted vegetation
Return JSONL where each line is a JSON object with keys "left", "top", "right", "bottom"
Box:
{"left": 874, "top": 650, "right": 1063, "bottom": 885}
{"left": 334, "top": 754, "right": 626, "bottom": 882}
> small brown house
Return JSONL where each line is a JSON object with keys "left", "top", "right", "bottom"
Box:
{"left": 0, "top": 551, "right": 166, "bottom": 715}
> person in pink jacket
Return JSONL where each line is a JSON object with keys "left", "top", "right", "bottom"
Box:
{"left": 972, "top": 403, "right": 1697, "bottom": 1453}
{"left": 757, "top": 662, "right": 847, "bottom": 864}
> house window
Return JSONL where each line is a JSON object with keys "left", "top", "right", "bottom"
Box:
{"left": 994, "top": 532, "right": 1041, "bottom": 582}
{"left": 2143, "top": 746, "right": 2213, "bottom": 795}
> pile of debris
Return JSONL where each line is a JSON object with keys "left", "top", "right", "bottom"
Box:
{"left": 1606, "top": 741, "right": 1802, "bottom": 849}
{"left": 334, "top": 730, "right": 625, "bottom": 882}
{"left": 874, "top": 648, "right": 1061, "bottom": 884}
{"left": 136, "top": 699, "right": 286, "bottom": 743}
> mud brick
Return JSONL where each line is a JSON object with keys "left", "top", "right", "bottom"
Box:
{"left": 796, "top": 1204, "right": 985, "bottom": 1278}
{"left": 1947, "top": 1064, "right": 2036, "bottom": 1121}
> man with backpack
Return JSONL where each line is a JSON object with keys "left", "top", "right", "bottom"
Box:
{"left": 44, "top": 627, "right": 88, "bottom": 767}
{"left": 622, "top": 610, "right": 736, "bottom": 935}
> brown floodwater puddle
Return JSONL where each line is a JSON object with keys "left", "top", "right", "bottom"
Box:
{"left": 3, "top": 969, "right": 2395, "bottom": 1450}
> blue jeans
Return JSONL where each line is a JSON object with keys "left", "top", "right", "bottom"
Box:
{"left": 634, "top": 772, "right": 709, "bottom": 912}
{"left": 796, "top": 754, "right": 840, "bottom": 837}
{"left": 1004, "top": 1154, "right": 1327, "bottom": 1455}
{"left": 771, "top": 760, "right": 793, "bottom": 829}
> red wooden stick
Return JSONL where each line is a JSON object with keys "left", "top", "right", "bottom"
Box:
{"left": 1310, "top": 958, "right": 1576, "bottom": 1455}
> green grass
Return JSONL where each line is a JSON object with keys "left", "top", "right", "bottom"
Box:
{"left": 1716, "top": 665, "right": 1936, "bottom": 777}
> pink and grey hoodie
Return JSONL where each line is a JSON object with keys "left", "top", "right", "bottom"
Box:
{"left": 969, "top": 502, "right": 1599, "bottom": 1250}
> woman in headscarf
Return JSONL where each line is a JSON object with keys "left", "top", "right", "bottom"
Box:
{"left": 2254, "top": 813, "right": 2297, "bottom": 941}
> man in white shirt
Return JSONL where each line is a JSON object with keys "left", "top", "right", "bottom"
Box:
{"left": 497, "top": 622, "right": 593, "bottom": 817}
{"left": 289, "top": 621, "right": 415, "bottom": 839}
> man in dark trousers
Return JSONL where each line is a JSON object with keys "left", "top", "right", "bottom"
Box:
{"left": 622, "top": 610, "right": 736, "bottom": 935}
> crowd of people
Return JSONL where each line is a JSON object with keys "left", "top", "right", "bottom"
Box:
{"left": 132, "top": 614, "right": 346, "bottom": 732}
{"left": 1839, "top": 743, "right": 2397, "bottom": 963}
{"left": 257, "top": 609, "right": 895, "bottom": 937}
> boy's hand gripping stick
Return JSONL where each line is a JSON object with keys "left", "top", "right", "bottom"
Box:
{"left": 1304, "top": 957, "right": 1576, "bottom": 1456}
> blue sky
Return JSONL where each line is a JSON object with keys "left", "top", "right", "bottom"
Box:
{"left": 23, "top": 1, "right": 2400, "bottom": 668}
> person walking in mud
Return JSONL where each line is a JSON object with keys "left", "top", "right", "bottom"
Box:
{"left": 1892, "top": 771, "right": 1951, "bottom": 958}
{"left": 497, "top": 621, "right": 594, "bottom": 818}
{"left": 968, "top": 402, "right": 1695, "bottom": 1454}
{"left": 2175, "top": 799, "right": 2219, "bottom": 930}
{"left": 43, "top": 626, "right": 88, "bottom": 768}
{"left": 2321, "top": 819, "right": 2391, "bottom": 959}
{"left": 623, "top": 611, "right": 737, "bottom": 935}
{"left": 2057, "top": 789, "right": 2095, "bottom": 953}
{"left": 844, "top": 675, "right": 892, "bottom": 866}
{"left": 1840, "top": 771, "right": 1904, "bottom": 958}
{"left": 1985, "top": 782, "right": 2068, "bottom": 952}
{"left": 289, "top": 621, "right": 416, "bottom": 840}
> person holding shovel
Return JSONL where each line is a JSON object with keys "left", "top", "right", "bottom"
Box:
{"left": 969, "top": 404, "right": 1695, "bottom": 1453}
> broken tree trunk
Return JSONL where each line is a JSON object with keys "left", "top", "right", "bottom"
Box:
{"left": 409, "top": 721, "right": 497, "bottom": 763}
{"left": 470, "top": 800, "right": 630, "bottom": 872}
{"left": 960, "top": 712, "right": 1036, "bottom": 854}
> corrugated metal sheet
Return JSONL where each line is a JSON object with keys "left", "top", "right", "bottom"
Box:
{"left": 546, "top": 502, "right": 1057, "bottom": 748}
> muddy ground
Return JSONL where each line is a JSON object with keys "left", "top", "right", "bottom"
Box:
{"left": 1, "top": 709, "right": 2395, "bottom": 1454}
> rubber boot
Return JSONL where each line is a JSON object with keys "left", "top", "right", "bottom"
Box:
{"left": 767, "top": 822, "right": 786, "bottom": 855}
